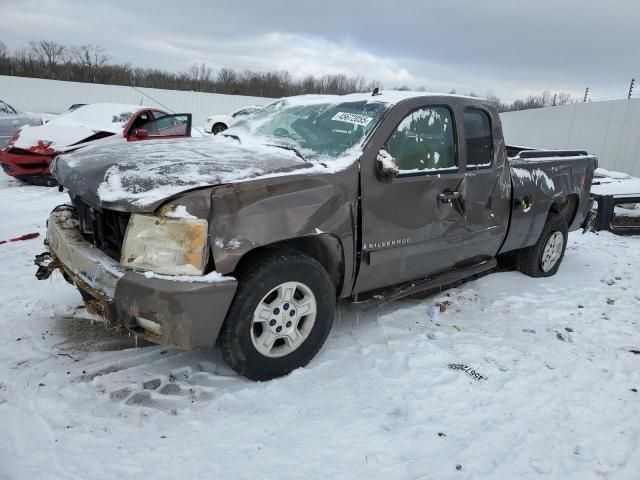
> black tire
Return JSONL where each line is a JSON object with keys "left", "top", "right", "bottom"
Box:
{"left": 516, "top": 213, "right": 568, "bottom": 277}
{"left": 218, "top": 250, "right": 336, "bottom": 381}
{"left": 211, "top": 123, "right": 227, "bottom": 134}
{"left": 16, "top": 174, "right": 58, "bottom": 187}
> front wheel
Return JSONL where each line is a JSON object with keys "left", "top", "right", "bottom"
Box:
{"left": 218, "top": 250, "right": 336, "bottom": 381}
{"left": 516, "top": 213, "right": 568, "bottom": 277}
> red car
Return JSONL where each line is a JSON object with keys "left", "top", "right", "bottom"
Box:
{"left": 0, "top": 103, "right": 192, "bottom": 185}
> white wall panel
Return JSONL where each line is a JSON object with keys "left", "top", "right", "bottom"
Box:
{"left": 0, "top": 75, "right": 273, "bottom": 128}
{"left": 501, "top": 98, "right": 640, "bottom": 176}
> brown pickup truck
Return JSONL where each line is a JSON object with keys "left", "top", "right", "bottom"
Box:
{"left": 37, "top": 91, "right": 597, "bottom": 380}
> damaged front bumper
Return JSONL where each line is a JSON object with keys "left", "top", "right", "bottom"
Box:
{"left": 36, "top": 209, "right": 238, "bottom": 351}
{"left": 0, "top": 149, "right": 56, "bottom": 179}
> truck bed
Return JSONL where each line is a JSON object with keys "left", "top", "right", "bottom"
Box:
{"left": 499, "top": 147, "right": 598, "bottom": 254}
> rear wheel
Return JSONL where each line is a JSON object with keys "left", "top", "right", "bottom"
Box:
{"left": 218, "top": 250, "right": 336, "bottom": 381}
{"left": 516, "top": 213, "right": 568, "bottom": 277}
{"left": 211, "top": 123, "right": 227, "bottom": 134}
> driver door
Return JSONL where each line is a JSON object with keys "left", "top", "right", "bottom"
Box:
{"left": 354, "top": 103, "right": 467, "bottom": 293}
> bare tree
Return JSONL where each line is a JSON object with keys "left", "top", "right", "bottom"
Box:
{"left": 556, "top": 92, "right": 574, "bottom": 106}
{"left": 186, "top": 62, "right": 213, "bottom": 92}
{"left": 300, "top": 75, "right": 317, "bottom": 94}
{"left": 71, "top": 44, "right": 111, "bottom": 82}
{"left": 0, "top": 39, "right": 381, "bottom": 97}
{"left": 28, "top": 40, "right": 66, "bottom": 79}
{"left": 217, "top": 67, "right": 237, "bottom": 92}
{"left": 0, "top": 41, "right": 7, "bottom": 74}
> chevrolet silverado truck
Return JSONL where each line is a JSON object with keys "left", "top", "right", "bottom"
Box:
{"left": 36, "top": 91, "right": 597, "bottom": 380}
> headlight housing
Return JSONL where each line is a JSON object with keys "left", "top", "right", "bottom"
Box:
{"left": 120, "top": 214, "right": 209, "bottom": 275}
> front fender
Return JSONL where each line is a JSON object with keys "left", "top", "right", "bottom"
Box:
{"left": 207, "top": 168, "right": 358, "bottom": 295}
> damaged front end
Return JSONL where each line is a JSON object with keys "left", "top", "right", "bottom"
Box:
{"left": 0, "top": 132, "right": 60, "bottom": 184}
{"left": 36, "top": 206, "right": 238, "bottom": 351}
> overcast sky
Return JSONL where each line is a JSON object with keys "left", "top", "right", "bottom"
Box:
{"left": 3, "top": 0, "right": 639, "bottom": 101}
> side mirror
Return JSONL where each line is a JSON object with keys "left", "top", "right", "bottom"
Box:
{"left": 133, "top": 128, "right": 149, "bottom": 138}
{"left": 376, "top": 149, "right": 399, "bottom": 178}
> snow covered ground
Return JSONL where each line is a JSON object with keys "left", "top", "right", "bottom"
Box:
{"left": 1, "top": 174, "right": 639, "bottom": 480}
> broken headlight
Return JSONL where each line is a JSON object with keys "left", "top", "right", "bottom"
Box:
{"left": 120, "top": 214, "right": 208, "bottom": 275}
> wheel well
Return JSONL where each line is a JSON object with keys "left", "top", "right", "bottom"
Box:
{"left": 234, "top": 235, "right": 345, "bottom": 298}
{"left": 549, "top": 194, "right": 579, "bottom": 225}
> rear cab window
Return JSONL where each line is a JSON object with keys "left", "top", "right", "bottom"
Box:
{"left": 463, "top": 108, "right": 493, "bottom": 169}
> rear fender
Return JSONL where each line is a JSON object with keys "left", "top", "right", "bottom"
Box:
{"left": 500, "top": 163, "right": 584, "bottom": 254}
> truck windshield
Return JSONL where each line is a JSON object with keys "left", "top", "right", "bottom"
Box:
{"left": 226, "top": 98, "right": 391, "bottom": 161}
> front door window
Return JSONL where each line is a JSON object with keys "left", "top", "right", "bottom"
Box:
{"left": 386, "top": 107, "right": 457, "bottom": 173}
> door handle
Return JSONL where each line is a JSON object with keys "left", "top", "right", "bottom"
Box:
{"left": 438, "top": 191, "right": 461, "bottom": 203}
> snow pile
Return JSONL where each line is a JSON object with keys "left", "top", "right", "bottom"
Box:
{"left": 591, "top": 168, "right": 640, "bottom": 196}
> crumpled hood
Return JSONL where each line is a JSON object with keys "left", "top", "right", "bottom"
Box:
{"left": 52, "top": 136, "right": 312, "bottom": 212}
{"left": 12, "top": 123, "right": 117, "bottom": 152}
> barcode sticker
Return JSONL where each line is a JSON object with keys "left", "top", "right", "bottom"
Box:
{"left": 331, "top": 112, "right": 374, "bottom": 126}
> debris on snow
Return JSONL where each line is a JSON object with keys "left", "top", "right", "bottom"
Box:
{"left": 447, "top": 364, "right": 489, "bottom": 381}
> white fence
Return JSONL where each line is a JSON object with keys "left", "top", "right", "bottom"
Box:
{"left": 501, "top": 99, "right": 640, "bottom": 177}
{"left": 0, "top": 75, "right": 273, "bottom": 128}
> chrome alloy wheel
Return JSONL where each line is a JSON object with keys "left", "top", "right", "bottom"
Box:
{"left": 250, "top": 281, "right": 317, "bottom": 358}
{"left": 541, "top": 231, "right": 564, "bottom": 272}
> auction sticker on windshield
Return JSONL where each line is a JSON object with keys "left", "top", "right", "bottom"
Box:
{"left": 331, "top": 112, "right": 374, "bottom": 126}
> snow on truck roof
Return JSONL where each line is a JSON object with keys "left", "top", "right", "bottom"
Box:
{"left": 265, "top": 90, "right": 483, "bottom": 108}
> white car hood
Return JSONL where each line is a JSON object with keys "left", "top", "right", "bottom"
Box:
{"left": 9, "top": 103, "right": 145, "bottom": 152}
{"left": 12, "top": 123, "right": 119, "bottom": 152}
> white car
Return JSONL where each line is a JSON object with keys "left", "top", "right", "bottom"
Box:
{"left": 205, "top": 105, "right": 263, "bottom": 134}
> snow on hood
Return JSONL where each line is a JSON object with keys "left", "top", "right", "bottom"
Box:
{"left": 52, "top": 135, "right": 336, "bottom": 212}
{"left": 49, "top": 103, "right": 146, "bottom": 132}
{"left": 12, "top": 124, "right": 115, "bottom": 152}
{"left": 11, "top": 103, "right": 147, "bottom": 151}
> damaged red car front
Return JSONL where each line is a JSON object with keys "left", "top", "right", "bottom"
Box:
{"left": 0, "top": 103, "right": 192, "bottom": 186}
